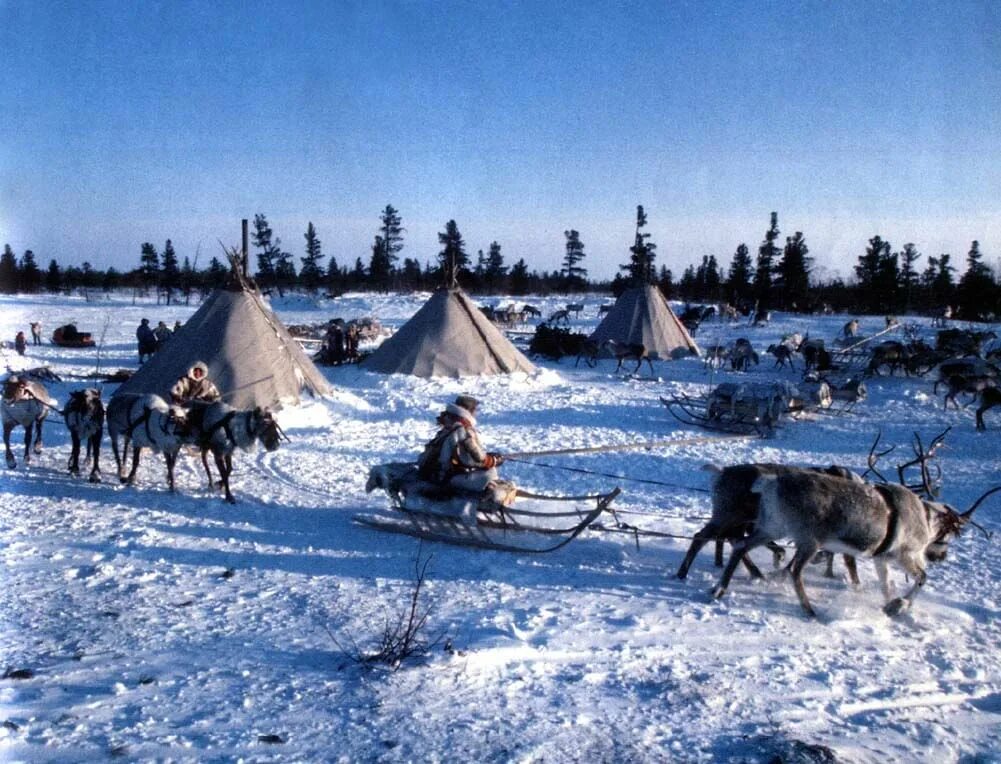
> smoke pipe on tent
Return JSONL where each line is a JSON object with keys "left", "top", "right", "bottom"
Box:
{"left": 242, "top": 219, "right": 249, "bottom": 277}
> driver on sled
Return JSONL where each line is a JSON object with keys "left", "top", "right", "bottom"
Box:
{"left": 418, "top": 395, "right": 509, "bottom": 502}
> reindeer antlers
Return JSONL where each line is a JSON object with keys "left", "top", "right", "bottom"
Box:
{"left": 896, "top": 427, "right": 950, "bottom": 498}
{"left": 862, "top": 427, "right": 950, "bottom": 498}
{"left": 862, "top": 430, "right": 895, "bottom": 483}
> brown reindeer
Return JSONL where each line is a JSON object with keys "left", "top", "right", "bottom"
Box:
{"left": 976, "top": 387, "right": 1001, "bottom": 430}
{"left": 601, "top": 340, "right": 655, "bottom": 375}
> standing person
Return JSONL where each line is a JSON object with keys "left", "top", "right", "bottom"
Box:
{"left": 136, "top": 318, "right": 157, "bottom": 364}
{"left": 170, "top": 361, "right": 221, "bottom": 406}
{"left": 323, "top": 320, "right": 345, "bottom": 364}
{"left": 417, "top": 395, "right": 503, "bottom": 495}
{"left": 30, "top": 322, "right": 42, "bottom": 345}
{"left": 14, "top": 331, "right": 27, "bottom": 355}
{"left": 154, "top": 320, "right": 173, "bottom": 350}
{"left": 345, "top": 323, "right": 360, "bottom": 360}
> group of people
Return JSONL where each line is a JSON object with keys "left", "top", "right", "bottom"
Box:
{"left": 11, "top": 322, "right": 43, "bottom": 355}
{"left": 318, "top": 319, "right": 361, "bottom": 365}
{"left": 136, "top": 318, "right": 182, "bottom": 364}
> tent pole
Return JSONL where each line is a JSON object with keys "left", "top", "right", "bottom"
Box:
{"left": 241, "top": 219, "right": 249, "bottom": 278}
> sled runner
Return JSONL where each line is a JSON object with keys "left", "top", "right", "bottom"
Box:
{"left": 359, "top": 462, "right": 620, "bottom": 552}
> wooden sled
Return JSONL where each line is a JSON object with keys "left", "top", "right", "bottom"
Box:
{"left": 660, "top": 392, "right": 775, "bottom": 436}
{"left": 360, "top": 462, "right": 620, "bottom": 552}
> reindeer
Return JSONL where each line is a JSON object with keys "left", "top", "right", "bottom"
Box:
{"left": 598, "top": 304, "right": 614, "bottom": 315}
{"left": 712, "top": 471, "right": 998, "bottom": 617}
{"left": 187, "top": 401, "right": 286, "bottom": 503}
{"left": 843, "top": 318, "right": 860, "bottom": 339}
{"left": 63, "top": 388, "right": 104, "bottom": 482}
{"left": 2, "top": 376, "right": 53, "bottom": 469}
{"left": 729, "top": 338, "right": 759, "bottom": 372}
{"left": 703, "top": 343, "right": 729, "bottom": 372}
{"left": 676, "top": 463, "right": 862, "bottom": 583}
{"left": 107, "top": 394, "right": 191, "bottom": 491}
{"left": 934, "top": 358, "right": 999, "bottom": 394}
{"left": 565, "top": 303, "right": 584, "bottom": 318}
{"left": 766, "top": 343, "right": 795, "bottom": 370}
{"left": 600, "top": 339, "right": 655, "bottom": 375}
{"left": 976, "top": 387, "right": 1001, "bottom": 430}
{"left": 943, "top": 375, "right": 998, "bottom": 411}
{"left": 574, "top": 339, "right": 600, "bottom": 368}
{"left": 522, "top": 304, "right": 542, "bottom": 319}
{"left": 799, "top": 337, "right": 833, "bottom": 372}
{"left": 867, "top": 340, "right": 911, "bottom": 376}
{"left": 547, "top": 309, "right": 570, "bottom": 326}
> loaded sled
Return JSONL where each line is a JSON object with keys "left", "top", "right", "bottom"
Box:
{"left": 51, "top": 324, "right": 95, "bottom": 348}
{"left": 661, "top": 379, "right": 842, "bottom": 436}
{"left": 359, "top": 462, "right": 620, "bottom": 553}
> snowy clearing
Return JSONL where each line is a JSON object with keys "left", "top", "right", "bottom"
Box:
{"left": 2, "top": 291, "right": 1000, "bottom": 762}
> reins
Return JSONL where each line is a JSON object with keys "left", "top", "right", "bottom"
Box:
{"left": 503, "top": 456, "right": 710, "bottom": 493}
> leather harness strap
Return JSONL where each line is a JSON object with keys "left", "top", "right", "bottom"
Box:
{"left": 872, "top": 484, "right": 899, "bottom": 557}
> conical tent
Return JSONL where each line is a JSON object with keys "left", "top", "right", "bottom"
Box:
{"left": 362, "top": 287, "right": 537, "bottom": 377}
{"left": 113, "top": 285, "right": 333, "bottom": 409}
{"left": 590, "top": 285, "right": 700, "bottom": 359}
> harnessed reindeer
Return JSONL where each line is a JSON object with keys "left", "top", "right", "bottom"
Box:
{"left": 187, "top": 401, "right": 287, "bottom": 503}
{"left": 2, "top": 376, "right": 53, "bottom": 469}
{"left": 107, "top": 394, "right": 191, "bottom": 491}
{"left": 713, "top": 473, "right": 999, "bottom": 617}
{"left": 63, "top": 388, "right": 105, "bottom": 482}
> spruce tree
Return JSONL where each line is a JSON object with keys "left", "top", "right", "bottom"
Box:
{"left": 754, "top": 212, "right": 780, "bottom": 308}
{"left": 562, "top": 229, "right": 587, "bottom": 288}
{"left": 274, "top": 250, "right": 296, "bottom": 295}
{"left": 252, "top": 214, "right": 279, "bottom": 291}
{"left": 368, "top": 235, "right": 392, "bottom": 290}
{"left": 777, "top": 232, "right": 812, "bottom": 311}
{"left": 899, "top": 243, "right": 921, "bottom": 312}
{"left": 300, "top": 222, "right": 325, "bottom": 292}
{"left": 485, "top": 241, "right": 507, "bottom": 293}
{"left": 379, "top": 204, "right": 404, "bottom": 274}
{"left": 957, "top": 240, "right": 994, "bottom": 320}
{"left": 161, "top": 239, "right": 180, "bottom": 303}
{"left": 205, "top": 256, "right": 228, "bottom": 290}
{"left": 18, "top": 250, "right": 41, "bottom": 293}
{"left": 0, "top": 244, "right": 18, "bottom": 293}
{"left": 139, "top": 242, "right": 160, "bottom": 295}
{"left": 727, "top": 243, "right": 753, "bottom": 305}
{"left": 620, "top": 205, "right": 657, "bottom": 285}
{"left": 45, "top": 259, "right": 62, "bottom": 293}
{"left": 855, "top": 235, "right": 889, "bottom": 312}
{"left": 509, "top": 258, "right": 530, "bottom": 294}
{"left": 437, "top": 220, "right": 469, "bottom": 286}
{"left": 400, "top": 258, "right": 422, "bottom": 290}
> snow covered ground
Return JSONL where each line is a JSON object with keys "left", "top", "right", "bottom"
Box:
{"left": 1, "top": 290, "right": 1000, "bottom": 762}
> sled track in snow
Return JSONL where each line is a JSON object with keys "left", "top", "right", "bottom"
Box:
{"left": 252, "top": 448, "right": 369, "bottom": 502}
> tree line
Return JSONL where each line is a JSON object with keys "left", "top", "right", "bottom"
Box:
{"left": 1, "top": 207, "right": 998, "bottom": 320}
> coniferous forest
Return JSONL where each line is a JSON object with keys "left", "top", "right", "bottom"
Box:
{"left": 2, "top": 208, "right": 999, "bottom": 321}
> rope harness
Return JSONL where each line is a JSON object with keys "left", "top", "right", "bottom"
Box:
{"left": 503, "top": 456, "right": 711, "bottom": 493}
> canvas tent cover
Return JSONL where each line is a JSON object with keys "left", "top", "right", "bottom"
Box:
{"left": 113, "top": 287, "right": 333, "bottom": 410}
{"left": 363, "top": 288, "right": 537, "bottom": 378}
{"left": 589, "top": 285, "right": 700, "bottom": 359}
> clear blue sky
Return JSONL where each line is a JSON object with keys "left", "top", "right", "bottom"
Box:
{"left": 2, "top": 0, "right": 999, "bottom": 280}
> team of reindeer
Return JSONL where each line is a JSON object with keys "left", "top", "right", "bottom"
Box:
{"left": 1, "top": 378, "right": 285, "bottom": 503}
{"left": 676, "top": 439, "right": 999, "bottom": 617}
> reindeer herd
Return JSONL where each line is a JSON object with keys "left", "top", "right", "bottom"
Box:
{"left": 1, "top": 377, "right": 285, "bottom": 503}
